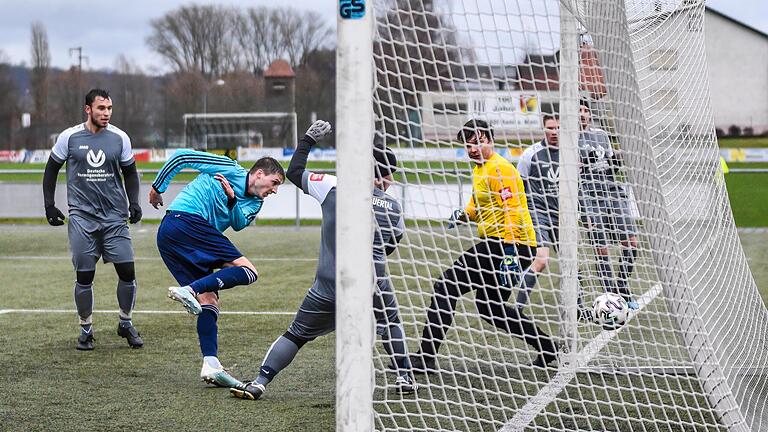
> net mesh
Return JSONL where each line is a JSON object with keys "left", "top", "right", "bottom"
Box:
{"left": 364, "top": 1, "right": 768, "bottom": 430}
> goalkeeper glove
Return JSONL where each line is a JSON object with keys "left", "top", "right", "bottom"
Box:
{"left": 497, "top": 244, "right": 521, "bottom": 289}
{"left": 45, "top": 205, "right": 65, "bottom": 226}
{"left": 447, "top": 209, "right": 467, "bottom": 229}
{"left": 304, "top": 120, "right": 332, "bottom": 144}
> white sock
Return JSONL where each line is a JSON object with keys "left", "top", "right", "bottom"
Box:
{"left": 203, "top": 356, "right": 222, "bottom": 369}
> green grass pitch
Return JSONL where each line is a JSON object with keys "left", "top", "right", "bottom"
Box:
{"left": 0, "top": 225, "right": 766, "bottom": 431}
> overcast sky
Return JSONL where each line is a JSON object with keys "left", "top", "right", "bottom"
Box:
{"left": 0, "top": 0, "right": 764, "bottom": 73}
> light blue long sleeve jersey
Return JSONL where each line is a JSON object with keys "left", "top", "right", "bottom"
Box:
{"left": 151, "top": 149, "right": 263, "bottom": 232}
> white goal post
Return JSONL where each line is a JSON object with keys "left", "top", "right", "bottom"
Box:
{"left": 337, "top": 1, "right": 768, "bottom": 431}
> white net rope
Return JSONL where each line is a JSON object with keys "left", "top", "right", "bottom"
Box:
{"left": 365, "top": 0, "right": 768, "bottom": 431}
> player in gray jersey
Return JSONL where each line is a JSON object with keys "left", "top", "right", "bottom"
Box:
{"left": 42, "top": 89, "right": 144, "bottom": 350}
{"left": 516, "top": 115, "right": 561, "bottom": 308}
{"left": 578, "top": 100, "right": 639, "bottom": 309}
{"left": 231, "top": 122, "right": 416, "bottom": 401}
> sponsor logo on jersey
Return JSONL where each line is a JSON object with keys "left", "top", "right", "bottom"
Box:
{"left": 309, "top": 173, "right": 325, "bottom": 181}
{"left": 79, "top": 145, "right": 88, "bottom": 150}
{"left": 546, "top": 166, "right": 560, "bottom": 182}
{"left": 372, "top": 197, "right": 393, "bottom": 210}
{"left": 86, "top": 149, "right": 106, "bottom": 168}
{"left": 500, "top": 187, "right": 514, "bottom": 201}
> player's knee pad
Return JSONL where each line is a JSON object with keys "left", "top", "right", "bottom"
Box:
{"left": 114, "top": 262, "right": 135, "bottom": 282}
{"left": 283, "top": 331, "right": 312, "bottom": 348}
{"left": 76, "top": 270, "right": 95, "bottom": 285}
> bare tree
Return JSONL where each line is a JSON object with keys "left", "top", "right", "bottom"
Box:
{"left": 109, "top": 55, "right": 153, "bottom": 146}
{"left": 374, "top": 0, "right": 467, "bottom": 140}
{"left": 0, "top": 51, "right": 20, "bottom": 150}
{"left": 233, "top": 6, "right": 285, "bottom": 74}
{"left": 282, "top": 10, "right": 332, "bottom": 67}
{"left": 147, "top": 5, "right": 241, "bottom": 78}
{"left": 235, "top": 6, "right": 332, "bottom": 71}
{"left": 30, "top": 21, "right": 50, "bottom": 146}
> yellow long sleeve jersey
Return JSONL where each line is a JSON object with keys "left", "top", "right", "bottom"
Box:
{"left": 464, "top": 153, "right": 537, "bottom": 247}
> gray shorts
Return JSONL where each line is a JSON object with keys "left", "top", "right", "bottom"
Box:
{"left": 531, "top": 209, "right": 559, "bottom": 249}
{"left": 580, "top": 190, "right": 637, "bottom": 247}
{"left": 287, "top": 277, "right": 401, "bottom": 341}
{"left": 68, "top": 214, "right": 134, "bottom": 272}
{"left": 287, "top": 289, "right": 336, "bottom": 341}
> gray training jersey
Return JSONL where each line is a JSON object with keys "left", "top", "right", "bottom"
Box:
{"left": 302, "top": 171, "right": 337, "bottom": 302}
{"left": 578, "top": 128, "right": 620, "bottom": 198}
{"left": 373, "top": 187, "right": 405, "bottom": 288}
{"left": 372, "top": 187, "right": 404, "bottom": 264}
{"left": 521, "top": 140, "right": 560, "bottom": 217}
{"left": 300, "top": 172, "right": 405, "bottom": 302}
{"left": 51, "top": 123, "right": 134, "bottom": 222}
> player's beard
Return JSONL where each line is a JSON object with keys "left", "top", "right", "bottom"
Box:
{"left": 89, "top": 113, "right": 108, "bottom": 130}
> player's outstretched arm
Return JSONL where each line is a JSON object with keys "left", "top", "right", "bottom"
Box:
{"left": 42, "top": 155, "right": 65, "bottom": 226}
{"left": 287, "top": 120, "right": 332, "bottom": 187}
{"left": 121, "top": 162, "right": 142, "bottom": 223}
{"left": 151, "top": 149, "right": 239, "bottom": 194}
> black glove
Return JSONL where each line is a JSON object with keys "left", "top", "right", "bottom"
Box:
{"left": 129, "top": 204, "right": 143, "bottom": 224}
{"left": 45, "top": 205, "right": 65, "bottom": 226}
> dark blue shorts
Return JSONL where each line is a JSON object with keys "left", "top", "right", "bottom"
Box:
{"left": 157, "top": 211, "right": 243, "bottom": 286}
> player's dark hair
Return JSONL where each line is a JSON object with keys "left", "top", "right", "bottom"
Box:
{"left": 373, "top": 134, "right": 398, "bottom": 179}
{"left": 457, "top": 119, "right": 494, "bottom": 143}
{"left": 579, "top": 99, "right": 591, "bottom": 111}
{"left": 250, "top": 157, "right": 285, "bottom": 179}
{"left": 85, "top": 89, "right": 111, "bottom": 107}
{"left": 542, "top": 114, "right": 559, "bottom": 125}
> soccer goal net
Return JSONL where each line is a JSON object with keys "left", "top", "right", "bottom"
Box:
{"left": 336, "top": 0, "right": 767, "bottom": 431}
{"left": 182, "top": 112, "right": 297, "bottom": 150}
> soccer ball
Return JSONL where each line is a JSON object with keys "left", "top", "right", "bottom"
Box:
{"left": 592, "top": 293, "right": 629, "bottom": 330}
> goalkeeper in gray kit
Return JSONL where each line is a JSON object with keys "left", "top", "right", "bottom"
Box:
{"left": 42, "top": 88, "right": 144, "bottom": 350}
{"left": 230, "top": 121, "right": 416, "bottom": 400}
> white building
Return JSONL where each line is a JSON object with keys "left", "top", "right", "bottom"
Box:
{"left": 414, "top": 6, "right": 767, "bottom": 143}
{"left": 705, "top": 8, "right": 768, "bottom": 136}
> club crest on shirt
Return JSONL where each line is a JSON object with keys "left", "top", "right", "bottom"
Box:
{"left": 500, "top": 187, "right": 514, "bottom": 201}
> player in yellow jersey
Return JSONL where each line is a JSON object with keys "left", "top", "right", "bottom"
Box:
{"left": 411, "top": 119, "right": 558, "bottom": 374}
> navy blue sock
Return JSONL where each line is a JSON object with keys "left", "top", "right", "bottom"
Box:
{"left": 197, "top": 305, "right": 219, "bottom": 357}
{"left": 189, "top": 266, "right": 257, "bottom": 294}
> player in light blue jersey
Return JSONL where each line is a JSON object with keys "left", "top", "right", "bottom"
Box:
{"left": 149, "top": 150, "right": 284, "bottom": 387}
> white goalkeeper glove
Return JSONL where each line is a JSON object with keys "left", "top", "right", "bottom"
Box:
{"left": 305, "top": 120, "right": 332, "bottom": 144}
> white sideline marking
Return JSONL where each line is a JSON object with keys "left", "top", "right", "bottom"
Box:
{"left": 0, "top": 308, "right": 294, "bottom": 316}
{"left": 0, "top": 256, "right": 316, "bottom": 262}
{"left": 499, "top": 284, "right": 664, "bottom": 432}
